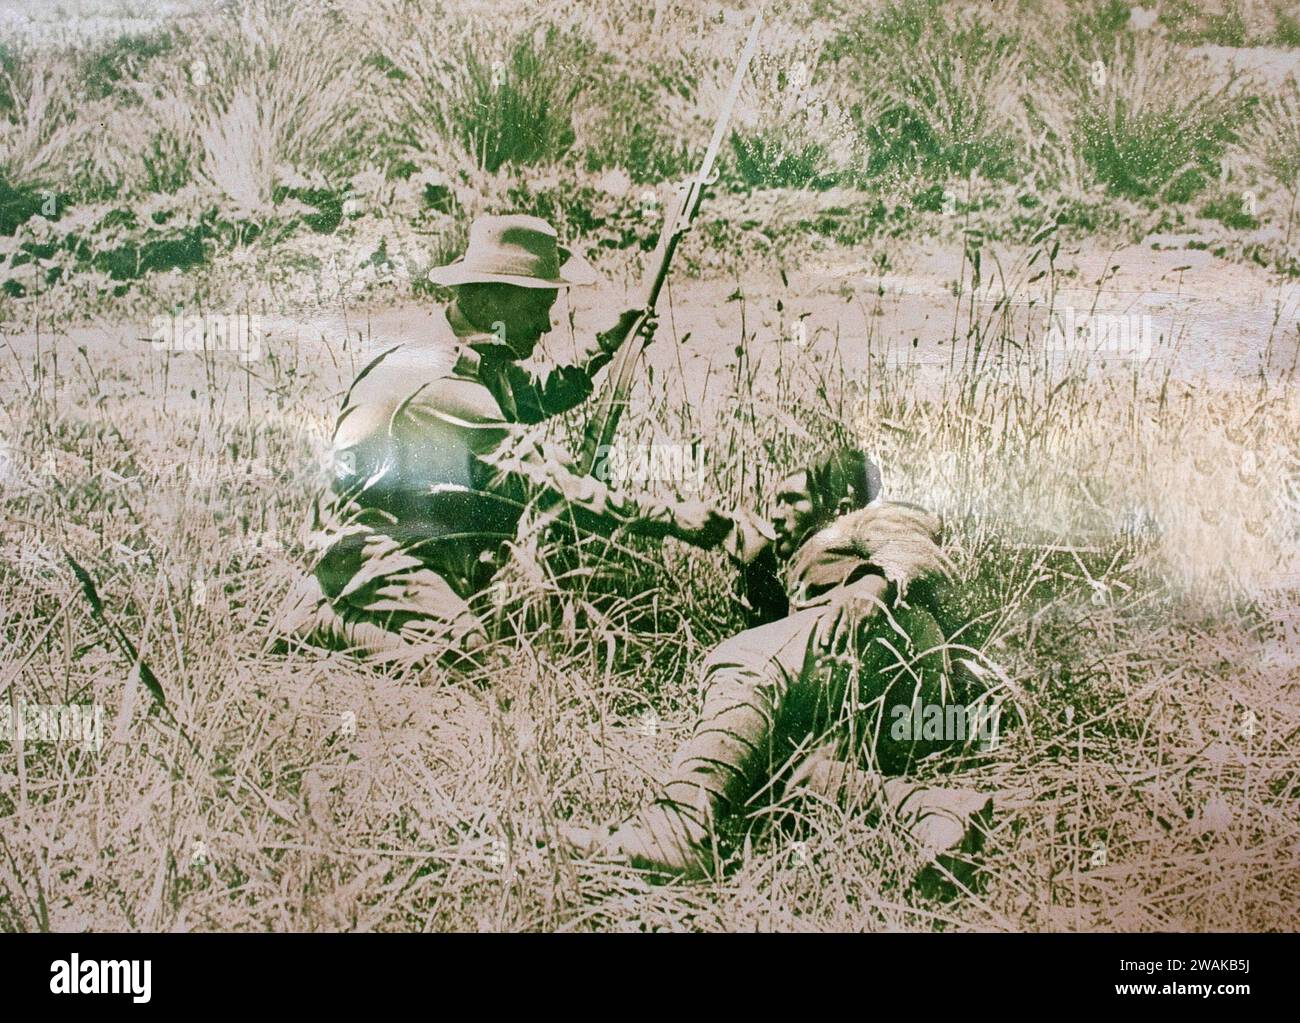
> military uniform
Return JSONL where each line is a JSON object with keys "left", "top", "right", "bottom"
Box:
{"left": 584, "top": 502, "right": 994, "bottom": 878}
{"left": 284, "top": 304, "right": 757, "bottom": 665}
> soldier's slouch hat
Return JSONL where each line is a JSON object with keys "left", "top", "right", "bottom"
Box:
{"left": 428, "top": 214, "right": 601, "bottom": 288}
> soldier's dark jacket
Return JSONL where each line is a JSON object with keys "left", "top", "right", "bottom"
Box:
{"left": 304, "top": 303, "right": 756, "bottom": 652}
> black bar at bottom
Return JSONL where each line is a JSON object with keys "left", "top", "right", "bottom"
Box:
{"left": 0, "top": 932, "right": 1289, "bottom": 1012}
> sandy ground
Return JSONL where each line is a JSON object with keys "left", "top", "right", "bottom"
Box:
{"left": 1190, "top": 42, "right": 1300, "bottom": 87}
{"left": 6, "top": 236, "right": 1295, "bottom": 437}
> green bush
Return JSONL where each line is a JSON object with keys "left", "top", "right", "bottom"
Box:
{"left": 0, "top": 174, "right": 49, "bottom": 236}
{"left": 728, "top": 130, "right": 837, "bottom": 190}
{"left": 580, "top": 68, "right": 697, "bottom": 184}
{"left": 440, "top": 27, "right": 584, "bottom": 174}
{"left": 832, "top": 0, "right": 1024, "bottom": 183}
{"left": 1043, "top": 19, "right": 1253, "bottom": 206}
{"left": 79, "top": 29, "right": 177, "bottom": 101}
{"left": 1077, "top": 97, "right": 1246, "bottom": 203}
{"left": 1276, "top": 6, "right": 1300, "bottom": 46}
{"left": 1159, "top": 0, "right": 1248, "bottom": 46}
{"left": 0, "top": 41, "right": 18, "bottom": 117}
{"left": 1199, "top": 190, "right": 1260, "bottom": 230}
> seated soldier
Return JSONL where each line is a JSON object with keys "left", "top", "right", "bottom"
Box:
{"left": 563, "top": 449, "right": 995, "bottom": 883}
{"left": 279, "top": 214, "right": 764, "bottom": 669}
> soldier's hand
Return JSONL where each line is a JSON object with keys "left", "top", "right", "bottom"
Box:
{"left": 638, "top": 311, "right": 659, "bottom": 345}
{"left": 670, "top": 500, "right": 735, "bottom": 549}
{"left": 721, "top": 509, "right": 775, "bottom": 565}
{"left": 813, "top": 575, "right": 889, "bottom": 655}
{"left": 598, "top": 307, "right": 658, "bottom": 353}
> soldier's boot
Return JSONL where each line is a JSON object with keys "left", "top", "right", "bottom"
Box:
{"left": 560, "top": 704, "right": 769, "bottom": 877}
{"left": 885, "top": 779, "right": 992, "bottom": 876}
{"left": 559, "top": 797, "right": 713, "bottom": 878}
{"left": 787, "top": 744, "right": 993, "bottom": 892}
{"left": 564, "top": 611, "right": 820, "bottom": 875}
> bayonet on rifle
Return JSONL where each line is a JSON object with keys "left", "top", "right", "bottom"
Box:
{"left": 579, "top": 10, "right": 764, "bottom": 474}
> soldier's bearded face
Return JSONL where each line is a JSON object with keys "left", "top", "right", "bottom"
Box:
{"left": 772, "top": 471, "right": 818, "bottom": 559}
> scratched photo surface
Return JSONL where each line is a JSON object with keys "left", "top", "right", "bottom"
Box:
{"left": 0, "top": 0, "right": 1297, "bottom": 932}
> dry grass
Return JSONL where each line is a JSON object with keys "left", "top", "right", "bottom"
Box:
{"left": 1, "top": 224, "right": 1297, "bottom": 931}
{"left": 1, "top": 0, "right": 1297, "bottom": 933}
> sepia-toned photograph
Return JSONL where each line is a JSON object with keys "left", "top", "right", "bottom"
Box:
{"left": 0, "top": 0, "right": 1297, "bottom": 939}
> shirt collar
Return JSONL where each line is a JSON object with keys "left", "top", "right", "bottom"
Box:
{"left": 446, "top": 303, "right": 515, "bottom": 379}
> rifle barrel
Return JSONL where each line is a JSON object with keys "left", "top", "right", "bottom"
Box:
{"left": 579, "top": 10, "right": 764, "bottom": 473}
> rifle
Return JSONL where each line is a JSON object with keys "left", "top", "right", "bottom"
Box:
{"left": 498, "top": 12, "right": 764, "bottom": 586}
{"left": 578, "top": 11, "right": 764, "bottom": 475}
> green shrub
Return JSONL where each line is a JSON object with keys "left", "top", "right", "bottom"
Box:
{"left": 1042, "top": 23, "right": 1253, "bottom": 205}
{"left": 1199, "top": 190, "right": 1260, "bottom": 230}
{"left": 0, "top": 41, "right": 18, "bottom": 117}
{"left": 1076, "top": 93, "right": 1247, "bottom": 203}
{"left": 728, "top": 130, "right": 837, "bottom": 190}
{"left": 832, "top": 0, "right": 1025, "bottom": 183}
{"left": 580, "top": 69, "right": 697, "bottom": 184}
{"left": 79, "top": 29, "right": 177, "bottom": 101}
{"left": 1249, "top": 80, "right": 1300, "bottom": 194}
{"left": 1275, "top": 6, "right": 1300, "bottom": 46}
{"left": 1159, "top": 0, "right": 1249, "bottom": 46}
{"left": 0, "top": 174, "right": 49, "bottom": 235}
{"left": 441, "top": 27, "right": 584, "bottom": 174}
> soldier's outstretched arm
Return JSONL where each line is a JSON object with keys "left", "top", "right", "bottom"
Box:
{"left": 502, "top": 361, "right": 597, "bottom": 423}
{"left": 481, "top": 423, "right": 764, "bottom": 555}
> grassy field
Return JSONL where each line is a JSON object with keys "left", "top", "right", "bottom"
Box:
{"left": 1, "top": 0, "right": 1298, "bottom": 931}
{"left": 2, "top": 0, "right": 1300, "bottom": 323}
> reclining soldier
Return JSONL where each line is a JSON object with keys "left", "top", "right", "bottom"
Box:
{"left": 281, "top": 214, "right": 764, "bottom": 668}
{"left": 563, "top": 449, "right": 995, "bottom": 882}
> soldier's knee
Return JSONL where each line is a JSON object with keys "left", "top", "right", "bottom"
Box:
{"left": 700, "top": 634, "right": 750, "bottom": 674}
{"left": 697, "top": 656, "right": 776, "bottom": 712}
{"left": 699, "top": 621, "right": 789, "bottom": 679}
{"left": 461, "top": 626, "right": 487, "bottom": 655}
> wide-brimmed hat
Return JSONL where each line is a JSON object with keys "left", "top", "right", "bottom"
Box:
{"left": 427, "top": 214, "right": 601, "bottom": 289}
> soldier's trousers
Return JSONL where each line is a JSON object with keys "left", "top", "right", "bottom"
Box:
{"left": 278, "top": 565, "right": 488, "bottom": 670}
{"left": 636, "top": 595, "right": 990, "bottom": 868}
